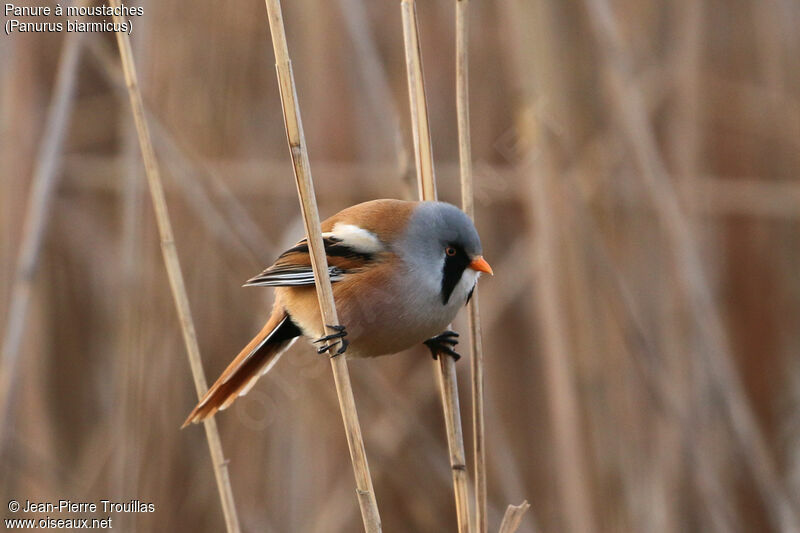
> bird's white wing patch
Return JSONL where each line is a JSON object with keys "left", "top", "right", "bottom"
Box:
{"left": 329, "top": 223, "right": 384, "bottom": 253}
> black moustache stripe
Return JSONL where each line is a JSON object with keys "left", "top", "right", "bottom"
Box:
{"left": 441, "top": 247, "right": 471, "bottom": 305}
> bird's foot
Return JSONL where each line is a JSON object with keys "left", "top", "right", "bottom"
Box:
{"left": 314, "top": 324, "right": 349, "bottom": 357}
{"left": 424, "top": 330, "right": 461, "bottom": 361}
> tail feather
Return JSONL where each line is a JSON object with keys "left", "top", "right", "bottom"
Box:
{"left": 182, "top": 312, "right": 301, "bottom": 427}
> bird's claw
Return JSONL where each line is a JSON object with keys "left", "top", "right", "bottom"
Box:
{"left": 314, "top": 324, "right": 347, "bottom": 343}
{"left": 424, "top": 330, "right": 461, "bottom": 361}
{"left": 315, "top": 325, "right": 349, "bottom": 357}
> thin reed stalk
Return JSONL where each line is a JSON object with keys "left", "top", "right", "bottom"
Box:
{"left": 454, "top": 2, "right": 487, "bottom": 531}
{"left": 497, "top": 501, "right": 530, "bottom": 533}
{"left": 262, "top": 1, "right": 382, "bottom": 531}
{"left": 435, "top": 353, "right": 473, "bottom": 533}
{"left": 0, "top": 24, "right": 84, "bottom": 450}
{"left": 108, "top": 4, "right": 241, "bottom": 532}
{"left": 401, "top": 2, "right": 472, "bottom": 532}
{"left": 401, "top": 0, "right": 437, "bottom": 202}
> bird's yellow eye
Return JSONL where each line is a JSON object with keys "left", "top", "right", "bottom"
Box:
{"left": 445, "top": 247, "right": 457, "bottom": 257}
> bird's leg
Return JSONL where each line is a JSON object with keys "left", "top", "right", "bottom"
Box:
{"left": 314, "top": 324, "right": 349, "bottom": 356}
{"left": 424, "top": 330, "right": 461, "bottom": 361}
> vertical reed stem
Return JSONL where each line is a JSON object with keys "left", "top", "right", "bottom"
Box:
{"left": 262, "top": 1, "right": 382, "bottom": 531}
{"left": 454, "top": 2, "right": 487, "bottom": 532}
{"left": 108, "top": 5, "right": 241, "bottom": 532}
{"left": 401, "top": 0, "right": 437, "bottom": 202}
{"left": 401, "top": 2, "right": 472, "bottom": 532}
{"left": 436, "top": 353, "right": 473, "bottom": 533}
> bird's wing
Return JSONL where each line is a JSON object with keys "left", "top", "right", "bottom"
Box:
{"left": 243, "top": 232, "right": 384, "bottom": 288}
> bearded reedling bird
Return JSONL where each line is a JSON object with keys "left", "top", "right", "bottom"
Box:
{"left": 183, "top": 199, "right": 492, "bottom": 427}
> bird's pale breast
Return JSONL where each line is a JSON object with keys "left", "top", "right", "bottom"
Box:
{"left": 276, "top": 259, "right": 462, "bottom": 358}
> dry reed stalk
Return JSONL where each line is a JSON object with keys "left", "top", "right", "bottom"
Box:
{"left": 401, "top": 2, "right": 472, "bottom": 532}
{"left": 401, "top": 0, "right": 437, "bottom": 202}
{"left": 262, "top": 1, "right": 382, "bottom": 531}
{"left": 434, "top": 355, "right": 474, "bottom": 533}
{"left": 497, "top": 501, "right": 530, "bottom": 533}
{"left": 0, "top": 26, "right": 84, "bottom": 449}
{"left": 454, "top": 2, "right": 487, "bottom": 531}
{"left": 108, "top": 5, "right": 241, "bottom": 532}
{"left": 583, "top": 0, "right": 800, "bottom": 530}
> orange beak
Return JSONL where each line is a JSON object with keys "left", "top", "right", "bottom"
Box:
{"left": 469, "top": 256, "right": 494, "bottom": 276}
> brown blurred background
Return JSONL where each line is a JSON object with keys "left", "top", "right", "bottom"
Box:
{"left": 2, "top": 0, "right": 800, "bottom": 532}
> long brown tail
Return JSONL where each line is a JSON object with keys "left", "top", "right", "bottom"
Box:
{"left": 182, "top": 311, "right": 301, "bottom": 427}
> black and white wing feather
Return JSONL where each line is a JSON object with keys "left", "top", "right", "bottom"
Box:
{"left": 243, "top": 265, "right": 346, "bottom": 287}
{"left": 243, "top": 228, "right": 384, "bottom": 288}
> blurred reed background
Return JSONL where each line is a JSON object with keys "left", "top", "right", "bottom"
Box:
{"left": 2, "top": 0, "right": 800, "bottom": 532}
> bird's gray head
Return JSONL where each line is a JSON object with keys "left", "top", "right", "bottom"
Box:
{"left": 397, "top": 202, "right": 492, "bottom": 305}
